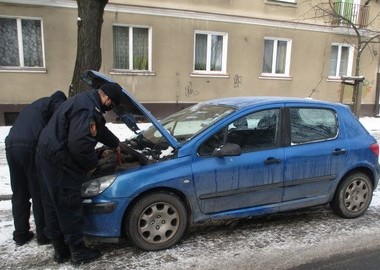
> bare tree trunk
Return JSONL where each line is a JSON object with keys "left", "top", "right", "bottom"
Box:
{"left": 69, "top": 0, "right": 108, "bottom": 97}
{"left": 375, "top": 72, "right": 380, "bottom": 115}
{"left": 352, "top": 35, "right": 363, "bottom": 117}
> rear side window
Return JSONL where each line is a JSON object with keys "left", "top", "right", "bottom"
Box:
{"left": 290, "top": 108, "right": 338, "bottom": 144}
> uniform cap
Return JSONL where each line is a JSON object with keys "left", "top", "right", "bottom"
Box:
{"left": 100, "top": 82, "right": 123, "bottom": 106}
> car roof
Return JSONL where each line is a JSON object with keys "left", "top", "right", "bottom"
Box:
{"left": 203, "top": 96, "right": 346, "bottom": 110}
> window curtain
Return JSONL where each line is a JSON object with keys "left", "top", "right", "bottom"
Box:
{"left": 339, "top": 46, "right": 349, "bottom": 76}
{"left": 329, "top": 46, "right": 339, "bottom": 76}
{"left": 133, "top": 28, "right": 148, "bottom": 70}
{"left": 113, "top": 26, "right": 129, "bottom": 69}
{"left": 0, "top": 18, "right": 19, "bottom": 66}
{"left": 275, "top": 40, "right": 287, "bottom": 74}
{"left": 210, "top": 35, "right": 223, "bottom": 71}
{"left": 195, "top": 33, "right": 207, "bottom": 70}
{"left": 22, "top": 19, "right": 43, "bottom": 67}
{"left": 262, "top": 39, "right": 274, "bottom": 73}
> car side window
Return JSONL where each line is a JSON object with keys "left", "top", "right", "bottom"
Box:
{"left": 290, "top": 108, "right": 338, "bottom": 145}
{"left": 198, "top": 109, "right": 280, "bottom": 156}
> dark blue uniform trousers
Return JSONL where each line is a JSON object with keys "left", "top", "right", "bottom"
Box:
{"left": 6, "top": 144, "right": 45, "bottom": 242}
{"left": 37, "top": 149, "right": 85, "bottom": 245}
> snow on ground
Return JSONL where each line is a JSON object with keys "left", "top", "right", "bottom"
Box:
{"left": 0, "top": 118, "right": 380, "bottom": 269}
{"left": 361, "top": 117, "right": 380, "bottom": 207}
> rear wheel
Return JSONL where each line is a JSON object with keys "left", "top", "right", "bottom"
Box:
{"left": 331, "top": 172, "right": 373, "bottom": 218}
{"left": 126, "top": 192, "right": 188, "bottom": 251}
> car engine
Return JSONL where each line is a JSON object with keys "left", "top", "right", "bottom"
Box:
{"left": 89, "top": 137, "right": 175, "bottom": 179}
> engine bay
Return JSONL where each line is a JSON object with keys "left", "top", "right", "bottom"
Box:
{"left": 89, "top": 136, "right": 176, "bottom": 179}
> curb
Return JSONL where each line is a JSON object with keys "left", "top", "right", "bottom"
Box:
{"left": 0, "top": 194, "right": 12, "bottom": 201}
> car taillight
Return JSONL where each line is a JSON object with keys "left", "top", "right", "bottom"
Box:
{"left": 370, "top": 143, "right": 379, "bottom": 156}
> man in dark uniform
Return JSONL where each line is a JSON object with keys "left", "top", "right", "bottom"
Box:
{"left": 5, "top": 91, "right": 67, "bottom": 246}
{"left": 37, "top": 82, "right": 122, "bottom": 265}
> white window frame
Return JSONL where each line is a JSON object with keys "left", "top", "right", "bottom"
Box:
{"left": 112, "top": 24, "right": 152, "bottom": 72}
{"left": 0, "top": 16, "right": 45, "bottom": 70}
{"left": 262, "top": 37, "right": 292, "bottom": 77}
{"left": 329, "top": 43, "right": 354, "bottom": 79}
{"left": 193, "top": 31, "right": 228, "bottom": 75}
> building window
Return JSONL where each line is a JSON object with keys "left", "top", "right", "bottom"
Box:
{"left": 113, "top": 25, "right": 151, "bottom": 71}
{"left": 0, "top": 17, "right": 44, "bottom": 69}
{"left": 193, "top": 31, "right": 228, "bottom": 74}
{"left": 262, "top": 37, "right": 292, "bottom": 76}
{"left": 329, "top": 43, "right": 353, "bottom": 78}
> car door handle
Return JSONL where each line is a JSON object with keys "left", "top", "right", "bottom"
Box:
{"left": 264, "top": 157, "right": 281, "bottom": 165}
{"left": 332, "top": 148, "right": 347, "bottom": 155}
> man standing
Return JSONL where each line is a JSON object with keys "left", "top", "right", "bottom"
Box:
{"left": 5, "top": 91, "right": 67, "bottom": 246}
{"left": 37, "top": 82, "right": 122, "bottom": 265}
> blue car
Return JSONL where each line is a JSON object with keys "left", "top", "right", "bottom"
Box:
{"left": 81, "top": 71, "right": 380, "bottom": 251}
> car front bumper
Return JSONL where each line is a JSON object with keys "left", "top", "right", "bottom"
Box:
{"left": 83, "top": 201, "right": 117, "bottom": 214}
{"left": 82, "top": 197, "right": 131, "bottom": 239}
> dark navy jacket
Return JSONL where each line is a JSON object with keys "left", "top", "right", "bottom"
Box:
{"left": 38, "top": 89, "right": 120, "bottom": 173}
{"left": 5, "top": 91, "right": 67, "bottom": 148}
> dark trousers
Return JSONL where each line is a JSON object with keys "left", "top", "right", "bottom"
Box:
{"left": 36, "top": 148, "right": 85, "bottom": 246}
{"left": 6, "top": 145, "right": 45, "bottom": 242}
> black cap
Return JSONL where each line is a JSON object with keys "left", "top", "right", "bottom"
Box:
{"left": 100, "top": 82, "right": 123, "bottom": 106}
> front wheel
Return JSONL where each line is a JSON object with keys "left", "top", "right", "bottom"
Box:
{"left": 331, "top": 172, "right": 373, "bottom": 219}
{"left": 126, "top": 192, "right": 188, "bottom": 251}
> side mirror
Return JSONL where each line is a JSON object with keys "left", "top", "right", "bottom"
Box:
{"left": 213, "top": 143, "right": 241, "bottom": 157}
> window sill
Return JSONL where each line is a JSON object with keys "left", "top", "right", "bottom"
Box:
{"left": 109, "top": 70, "right": 156, "bottom": 76}
{"left": 259, "top": 74, "right": 292, "bottom": 80}
{"left": 326, "top": 77, "right": 343, "bottom": 82}
{"left": 0, "top": 67, "right": 47, "bottom": 73}
{"left": 265, "top": 0, "right": 297, "bottom": 7}
{"left": 190, "top": 72, "right": 230, "bottom": 78}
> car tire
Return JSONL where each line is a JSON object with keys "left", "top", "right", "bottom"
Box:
{"left": 331, "top": 172, "right": 373, "bottom": 219}
{"left": 126, "top": 192, "right": 188, "bottom": 251}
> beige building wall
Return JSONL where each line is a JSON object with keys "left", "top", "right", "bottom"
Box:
{"left": 0, "top": 3, "right": 77, "bottom": 101}
{"left": 1, "top": 0, "right": 380, "bottom": 124}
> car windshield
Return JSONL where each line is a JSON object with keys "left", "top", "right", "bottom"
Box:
{"left": 140, "top": 103, "right": 236, "bottom": 146}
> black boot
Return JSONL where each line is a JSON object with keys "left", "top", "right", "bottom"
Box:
{"left": 14, "top": 231, "right": 34, "bottom": 246}
{"left": 37, "top": 234, "right": 51, "bottom": 245}
{"left": 69, "top": 242, "right": 101, "bottom": 266}
{"left": 52, "top": 239, "right": 71, "bottom": 263}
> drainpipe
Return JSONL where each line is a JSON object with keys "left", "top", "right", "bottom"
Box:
{"left": 375, "top": 47, "right": 380, "bottom": 116}
{"left": 376, "top": 72, "right": 380, "bottom": 116}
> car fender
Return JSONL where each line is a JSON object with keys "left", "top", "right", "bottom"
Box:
{"left": 328, "top": 160, "right": 380, "bottom": 202}
{"left": 97, "top": 155, "right": 207, "bottom": 223}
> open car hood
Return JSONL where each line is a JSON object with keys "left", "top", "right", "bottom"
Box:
{"left": 81, "top": 70, "right": 180, "bottom": 149}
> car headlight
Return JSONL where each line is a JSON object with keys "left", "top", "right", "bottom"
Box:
{"left": 81, "top": 175, "right": 117, "bottom": 198}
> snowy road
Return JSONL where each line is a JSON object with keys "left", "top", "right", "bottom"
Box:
{"left": 1, "top": 199, "right": 380, "bottom": 269}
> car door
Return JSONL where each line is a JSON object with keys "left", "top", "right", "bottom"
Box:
{"left": 192, "top": 108, "right": 285, "bottom": 214}
{"left": 282, "top": 106, "right": 349, "bottom": 204}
